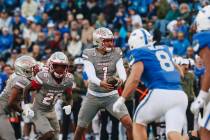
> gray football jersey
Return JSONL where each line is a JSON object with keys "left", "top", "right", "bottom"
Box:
{"left": 33, "top": 71, "right": 74, "bottom": 112}
{"left": 83, "top": 47, "right": 122, "bottom": 93}
{"left": 0, "top": 73, "right": 31, "bottom": 113}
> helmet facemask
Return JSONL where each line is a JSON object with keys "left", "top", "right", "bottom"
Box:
{"left": 48, "top": 52, "right": 69, "bottom": 79}
{"left": 20, "top": 66, "right": 33, "bottom": 79}
{"left": 93, "top": 27, "right": 114, "bottom": 53}
{"left": 50, "top": 63, "right": 68, "bottom": 79}
{"left": 100, "top": 38, "right": 114, "bottom": 53}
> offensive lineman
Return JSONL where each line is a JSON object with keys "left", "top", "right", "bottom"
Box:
{"left": 190, "top": 5, "right": 210, "bottom": 140}
{"left": 73, "top": 27, "right": 133, "bottom": 140}
{"left": 113, "top": 28, "right": 188, "bottom": 140}
{"left": 0, "top": 55, "right": 37, "bottom": 140}
{"left": 24, "top": 52, "right": 74, "bottom": 140}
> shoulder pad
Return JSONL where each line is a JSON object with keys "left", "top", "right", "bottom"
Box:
{"left": 15, "top": 76, "right": 31, "bottom": 89}
{"left": 114, "top": 47, "right": 123, "bottom": 56}
{"left": 82, "top": 48, "right": 96, "bottom": 60}
{"left": 35, "top": 71, "right": 49, "bottom": 84}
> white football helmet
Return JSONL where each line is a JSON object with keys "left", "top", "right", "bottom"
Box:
{"left": 128, "top": 28, "right": 154, "bottom": 50}
{"left": 74, "top": 57, "right": 84, "bottom": 65}
{"left": 14, "top": 55, "right": 37, "bottom": 79}
{"left": 195, "top": 5, "right": 210, "bottom": 32}
{"left": 93, "top": 27, "right": 114, "bottom": 52}
{"left": 48, "top": 52, "right": 69, "bottom": 78}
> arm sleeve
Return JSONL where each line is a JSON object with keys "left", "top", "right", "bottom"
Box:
{"left": 82, "top": 72, "right": 88, "bottom": 80}
{"left": 34, "top": 72, "right": 45, "bottom": 85}
{"left": 30, "top": 72, "right": 44, "bottom": 90}
{"left": 116, "top": 58, "right": 127, "bottom": 82}
{"left": 83, "top": 60, "right": 101, "bottom": 86}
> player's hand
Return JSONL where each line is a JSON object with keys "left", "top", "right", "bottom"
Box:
{"left": 190, "top": 97, "right": 204, "bottom": 114}
{"left": 23, "top": 104, "right": 34, "bottom": 119}
{"left": 63, "top": 105, "right": 72, "bottom": 115}
{"left": 190, "top": 90, "right": 208, "bottom": 114}
{"left": 113, "top": 97, "right": 125, "bottom": 113}
{"left": 100, "top": 80, "right": 114, "bottom": 90}
{"left": 114, "top": 77, "right": 123, "bottom": 88}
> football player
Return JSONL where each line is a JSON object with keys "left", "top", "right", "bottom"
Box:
{"left": 0, "top": 55, "right": 37, "bottom": 140}
{"left": 73, "top": 27, "right": 133, "bottom": 140}
{"left": 113, "top": 28, "right": 188, "bottom": 140}
{"left": 24, "top": 52, "right": 74, "bottom": 140}
{"left": 190, "top": 5, "right": 210, "bottom": 140}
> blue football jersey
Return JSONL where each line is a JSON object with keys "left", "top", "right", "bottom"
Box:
{"left": 193, "top": 31, "right": 210, "bottom": 53}
{"left": 129, "top": 45, "right": 181, "bottom": 90}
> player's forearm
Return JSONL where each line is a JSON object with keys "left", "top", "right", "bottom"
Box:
{"left": 200, "top": 47, "right": 210, "bottom": 92}
{"left": 122, "top": 78, "right": 139, "bottom": 99}
{"left": 62, "top": 96, "right": 73, "bottom": 106}
{"left": 116, "top": 58, "right": 127, "bottom": 82}
{"left": 122, "top": 62, "right": 143, "bottom": 99}
{"left": 8, "top": 104, "right": 23, "bottom": 113}
{"left": 6, "top": 101, "right": 23, "bottom": 113}
{"left": 201, "top": 69, "right": 210, "bottom": 92}
{"left": 63, "top": 87, "right": 73, "bottom": 106}
{"left": 64, "top": 96, "right": 73, "bottom": 106}
{"left": 84, "top": 60, "right": 101, "bottom": 86}
{"left": 89, "top": 76, "right": 101, "bottom": 86}
{"left": 7, "top": 87, "right": 23, "bottom": 113}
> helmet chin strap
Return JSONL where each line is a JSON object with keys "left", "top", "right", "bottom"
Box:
{"left": 53, "top": 72, "right": 64, "bottom": 78}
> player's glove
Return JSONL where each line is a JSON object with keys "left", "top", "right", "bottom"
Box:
{"left": 190, "top": 90, "right": 208, "bottom": 115}
{"left": 107, "top": 76, "right": 122, "bottom": 89}
{"left": 63, "top": 105, "right": 72, "bottom": 115}
{"left": 23, "top": 104, "right": 34, "bottom": 119}
{"left": 113, "top": 97, "right": 125, "bottom": 113}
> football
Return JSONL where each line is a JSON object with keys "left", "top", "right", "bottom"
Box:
{"left": 106, "top": 76, "right": 119, "bottom": 88}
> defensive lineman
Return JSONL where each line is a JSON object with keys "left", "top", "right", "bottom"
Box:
{"left": 113, "top": 28, "right": 188, "bottom": 140}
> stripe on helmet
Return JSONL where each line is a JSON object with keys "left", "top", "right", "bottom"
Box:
{"left": 140, "top": 29, "right": 148, "bottom": 45}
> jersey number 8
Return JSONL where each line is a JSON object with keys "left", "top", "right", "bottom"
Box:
{"left": 155, "top": 50, "right": 174, "bottom": 72}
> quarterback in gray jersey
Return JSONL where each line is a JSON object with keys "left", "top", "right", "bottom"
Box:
{"left": 0, "top": 55, "right": 37, "bottom": 140}
{"left": 27, "top": 52, "right": 74, "bottom": 140}
{"left": 74, "top": 27, "right": 133, "bottom": 140}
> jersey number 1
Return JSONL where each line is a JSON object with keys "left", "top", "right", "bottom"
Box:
{"left": 155, "top": 50, "right": 174, "bottom": 72}
{"left": 102, "top": 67, "right": 108, "bottom": 80}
